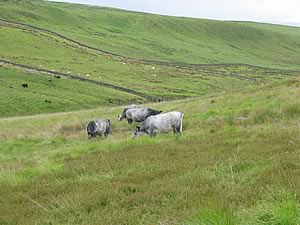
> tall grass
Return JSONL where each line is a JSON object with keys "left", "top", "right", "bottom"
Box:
{"left": 187, "top": 190, "right": 300, "bottom": 225}
{"left": 0, "top": 79, "right": 299, "bottom": 224}
{"left": 241, "top": 190, "right": 300, "bottom": 225}
{"left": 187, "top": 206, "right": 237, "bottom": 225}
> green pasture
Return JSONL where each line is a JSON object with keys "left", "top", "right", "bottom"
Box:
{"left": 0, "top": 67, "right": 142, "bottom": 117}
{"left": 0, "top": 1, "right": 299, "bottom": 224}
{"left": 0, "top": 0, "right": 299, "bottom": 69}
{"left": 1, "top": 25, "right": 296, "bottom": 112}
{"left": 0, "top": 79, "right": 299, "bottom": 224}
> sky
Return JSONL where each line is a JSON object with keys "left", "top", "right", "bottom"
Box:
{"left": 48, "top": 0, "right": 300, "bottom": 26}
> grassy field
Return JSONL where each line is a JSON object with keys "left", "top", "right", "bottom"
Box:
{"left": 0, "top": 0, "right": 300, "bottom": 69}
{"left": 0, "top": 78, "right": 299, "bottom": 224}
{"left": 1, "top": 22, "right": 298, "bottom": 115}
{"left": 0, "top": 67, "right": 143, "bottom": 117}
{"left": 1, "top": 0, "right": 299, "bottom": 116}
{"left": 0, "top": 0, "right": 300, "bottom": 224}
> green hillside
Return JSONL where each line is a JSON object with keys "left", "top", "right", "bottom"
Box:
{"left": 0, "top": 1, "right": 300, "bottom": 224}
{"left": 0, "top": 78, "right": 299, "bottom": 224}
{"left": 1, "top": 9, "right": 298, "bottom": 117}
{"left": 0, "top": 67, "right": 142, "bottom": 117}
{"left": 0, "top": 22, "right": 299, "bottom": 115}
{"left": 0, "top": 0, "right": 300, "bottom": 69}
{"left": 1, "top": 0, "right": 299, "bottom": 117}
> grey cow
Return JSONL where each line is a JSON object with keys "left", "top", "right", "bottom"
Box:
{"left": 133, "top": 111, "right": 184, "bottom": 137}
{"left": 87, "top": 119, "right": 112, "bottom": 138}
{"left": 118, "top": 107, "right": 162, "bottom": 124}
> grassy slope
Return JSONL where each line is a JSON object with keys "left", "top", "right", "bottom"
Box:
{"left": 2, "top": 23, "right": 294, "bottom": 113}
{"left": 0, "top": 1, "right": 299, "bottom": 224}
{"left": 0, "top": 67, "right": 142, "bottom": 116}
{"left": 0, "top": 78, "right": 299, "bottom": 224}
{"left": 0, "top": 0, "right": 299, "bottom": 69}
{"left": 0, "top": 0, "right": 298, "bottom": 117}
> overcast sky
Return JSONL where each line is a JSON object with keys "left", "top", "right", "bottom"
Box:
{"left": 49, "top": 0, "right": 300, "bottom": 26}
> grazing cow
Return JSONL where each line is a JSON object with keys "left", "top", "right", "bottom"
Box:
{"left": 117, "top": 104, "right": 137, "bottom": 120}
{"left": 21, "top": 83, "right": 28, "bottom": 88}
{"left": 87, "top": 119, "right": 112, "bottom": 138}
{"left": 45, "top": 100, "right": 52, "bottom": 103}
{"left": 118, "top": 107, "right": 162, "bottom": 124}
{"left": 133, "top": 111, "right": 184, "bottom": 137}
{"left": 54, "top": 75, "right": 61, "bottom": 79}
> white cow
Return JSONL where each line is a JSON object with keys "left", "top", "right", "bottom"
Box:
{"left": 133, "top": 111, "right": 184, "bottom": 137}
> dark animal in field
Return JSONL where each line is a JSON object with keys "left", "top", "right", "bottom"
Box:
{"left": 118, "top": 107, "right": 162, "bottom": 124}
{"left": 21, "top": 83, "right": 28, "bottom": 88}
{"left": 87, "top": 119, "right": 112, "bottom": 138}
{"left": 133, "top": 111, "right": 184, "bottom": 137}
{"left": 48, "top": 79, "right": 52, "bottom": 82}
{"left": 45, "top": 100, "right": 52, "bottom": 103}
{"left": 54, "top": 75, "right": 61, "bottom": 79}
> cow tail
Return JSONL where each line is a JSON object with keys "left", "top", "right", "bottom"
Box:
{"left": 180, "top": 113, "right": 184, "bottom": 133}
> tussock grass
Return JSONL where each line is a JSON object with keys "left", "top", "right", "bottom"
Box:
{"left": 247, "top": 102, "right": 300, "bottom": 125}
{"left": 240, "top": 190, "right": 300, "bottom": 225}
{"left": 0, "top": 79, "right": 299, "bottom": 224}
{"left": 187, "top": 206, "right": 237, "bottom": 225}
{"left": 58, "top": 122, "right": 86, "bottom": 136}
{"left": 282, "top": 103, "right": 300, "bottom": 119}
{"left": 187, "top": 190, "right": 300, "bottom": 225}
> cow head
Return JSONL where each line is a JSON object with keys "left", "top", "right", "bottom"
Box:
{"left": 118, "top": 109, "right": 127, "bottom": 121}
{"left": 132, "top": 126, "right": 146, "bottom": 138}
{"left": 118, "top": 105, "right": 137, "bottom": 121}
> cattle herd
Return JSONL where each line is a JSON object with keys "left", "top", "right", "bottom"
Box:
{"left": 87, "top": 104, "right": 184, "bottom": 138}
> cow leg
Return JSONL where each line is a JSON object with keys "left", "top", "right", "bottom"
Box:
{"left": 172, "top": 125, "right": 177, "bottom": 134}
{"left": 149, "top": 130, "right": 157, "bottom": 137}
{"left": 172, "top": 125, "right": 180, "bottom": 134}
{"left": 173, "top": 125, "right": 181, "bottom": 136}
{"left": 176, "top": 126, "right": 182, "bottom": 136}
{"left": 149, "top": 133, "right": 155, "bottom": 137}
{"left": 88, "top": 133, "right": 96, "bottom": 139}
